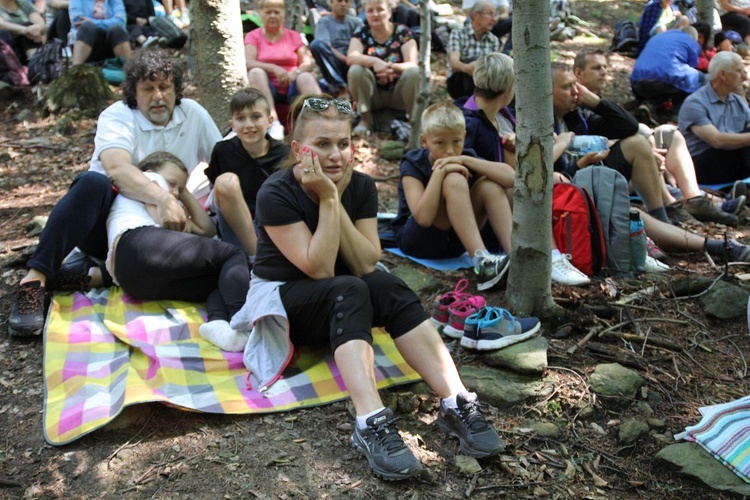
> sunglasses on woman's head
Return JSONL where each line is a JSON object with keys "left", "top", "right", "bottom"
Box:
{"left": 302, "top": 97, "right": 353, "bottom": 114}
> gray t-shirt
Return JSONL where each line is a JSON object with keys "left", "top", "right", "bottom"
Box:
{"left": 314, "top": 14, "right": 363, "bottom": 53}
{"left": 678, "top": 82, "right": 750, "bottom": 157}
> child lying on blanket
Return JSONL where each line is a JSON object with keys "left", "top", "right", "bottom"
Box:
{"left": 106, "top": 151, "right": 251, "bottom": 351}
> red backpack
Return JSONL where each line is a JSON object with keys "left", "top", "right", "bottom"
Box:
{"left": 552, "top": 183, "right": 606, "bottom": 276}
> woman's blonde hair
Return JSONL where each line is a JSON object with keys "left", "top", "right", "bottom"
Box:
{"left": 473, "top": 52, "right": 515, "bottom": 99}
{"left": 258, "top": 0, "right": 284, "bottom": 10}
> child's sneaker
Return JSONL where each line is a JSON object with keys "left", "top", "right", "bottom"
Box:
{"left": 460, "top": 307, "right": 489, "bottom": 349}
{"left": 430, "top": 278, "right": 485, "bottom": 328}
{"left": 443, "top": 300, "right": 483, "bottom": 339}
{"left": 350, "top": 408, "right": 423, "bottom": 480}
{"left": 474, "top": 251, "right": 510, "bottom": 291}
{"left": 475, "top": 307, "right": 540, "bottom": 350}
{"left": 438, "top": 392, "right": 504, "bottom": 458}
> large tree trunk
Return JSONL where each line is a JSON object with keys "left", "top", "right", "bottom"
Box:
{"left": 191, "top": 0, "right": 247, "bottom": 131}
{"left": 408, "top": 0, "right": 431, "bottom": 150}
{"left": 696, "top": 0, "right": 714, "bottom": 29}
{"left": 506, "top": 0, "right": 556, "bottom": 316}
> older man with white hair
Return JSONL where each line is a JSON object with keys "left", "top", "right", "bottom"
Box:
{"left": 446, "top": 1, "right": 500, "bottom": 99}
{"left": 678, "top": 51, "right": 750, "bottom": 184}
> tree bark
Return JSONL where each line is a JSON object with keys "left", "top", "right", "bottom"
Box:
{"left": 696, "top": 0, "right": 714, "bottom": 29}
{"left": 408, "top": 0, "right": 431, "bottom": 149}
{"left": 191, "top": 0, "right": 248, "bottom": 131}
{"left": 506, "top": 0, "right": 556, "bottom": 315}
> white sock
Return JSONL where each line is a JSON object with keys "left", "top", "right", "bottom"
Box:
{"left": 441, "top": 394, "right": 458, "bottom": 409}
{"left": 199, "top": 320, "right": 249, "bottom": 352}
{"left": 356, "top": 406, "right": 386, "bottom": 429}
{"left": 551, "top": 249, "right": 562, "bottom": 260}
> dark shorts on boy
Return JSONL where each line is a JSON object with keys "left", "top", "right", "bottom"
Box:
{"left": 394, "top": 216, "right": 500, "bottom": 259}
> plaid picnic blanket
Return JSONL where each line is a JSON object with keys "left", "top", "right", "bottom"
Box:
{"left": 43, "top": 288, "right": 420, "bottom": 446}
{"left": 681, "top": 395, "right": 750, "bottom": 483}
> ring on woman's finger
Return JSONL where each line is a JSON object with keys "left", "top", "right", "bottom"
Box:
{"left": 303, "top": 168, "right": 310, "bottom": 173}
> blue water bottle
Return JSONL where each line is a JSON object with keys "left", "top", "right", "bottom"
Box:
{"left": 629, "top": 211, "right": 647, "bottom": 273}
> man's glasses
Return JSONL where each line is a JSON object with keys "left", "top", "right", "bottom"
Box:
{"left": 302, "top": 97, "right": 353, "bottom": 115}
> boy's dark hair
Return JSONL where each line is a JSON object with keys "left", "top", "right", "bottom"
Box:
{"left": 138, "top": 151, "right": 188, "bottom": 174}
{"left": 573, "top": 49, "right": 606, "bottom": 71}
{"left": 123, "top": 49, "right": 184, "bottom": 110}
{"left": 230, "top": 88, "right": 271, "bottom": 115}
{"left": 692, "top": 21, "right": 712, "bottom": 48}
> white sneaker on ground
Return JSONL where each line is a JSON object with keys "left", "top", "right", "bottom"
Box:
{"left": 644, "top": 255, "right": 670, "bottom": 273}
{"left": 551, "top": 254, "right": 590, "bottom": 286}
{"left": 269, "top": 120, "right": 285, "bottom": 140}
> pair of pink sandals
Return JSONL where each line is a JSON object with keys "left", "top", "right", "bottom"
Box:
{"left": 430, "top": 279, "right": 486, "bottom": 339}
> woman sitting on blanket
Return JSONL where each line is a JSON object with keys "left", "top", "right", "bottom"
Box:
{"left": 106, "top": 151, "right": 251, "bottom": 350}
{"left": 210, "top": 94, "right": 504, "bottom": 480}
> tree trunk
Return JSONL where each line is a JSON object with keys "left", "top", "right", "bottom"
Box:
{"left": 696, "top": 0, "right": 714, "bottom": 29}
{"left": 506, "top": 0, "right": 556, "bottom": 316}
{"left": 286, "top": 0, "right": 305, "bottom": 32}
{"left": 408, "top": 0, "right": 431, "bottom": 149}
{"left": 191, "top": 0, "right": 247, "bottom": 131}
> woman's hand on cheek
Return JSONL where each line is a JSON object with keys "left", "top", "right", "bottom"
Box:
{"left": 336, "top": 161, "right": 354, "bottom": 196}
{"left": 298, "top": 148, "right": 338, "bottom": 202}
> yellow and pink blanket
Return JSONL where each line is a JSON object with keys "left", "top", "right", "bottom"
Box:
{"left": 43, "top": 288, "right": 420, "bottom": 445}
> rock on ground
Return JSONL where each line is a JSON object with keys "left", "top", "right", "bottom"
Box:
{"left": 655, "top": 442, "right": 750, "bottom": 495}
{"left": 588, "top": 363, "right": 645, "bottom": 402}
{"left": 481, "top": 336, "right": 548, "bottom": 375}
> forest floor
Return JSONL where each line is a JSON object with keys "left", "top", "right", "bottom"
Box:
{"left": 2, "top": 1, "right": 750, "bottom": 498}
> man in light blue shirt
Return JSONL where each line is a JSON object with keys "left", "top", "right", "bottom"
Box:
{"left": 678, "top": 51, "right": 750, "bottom": 184}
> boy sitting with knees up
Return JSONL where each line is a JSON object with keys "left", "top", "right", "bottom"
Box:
{"left": 391, "top": 102, "right": 515, "bottom": 292}
{"left": 205, "top": 88, "right": 291, "bottom": 259}
{"left": 392, "top": 101, "right": 590, "bottom": 291}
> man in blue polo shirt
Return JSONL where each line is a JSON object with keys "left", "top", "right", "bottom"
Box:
{"left": 678, "top": 51, "right": 750, "bottom": 184}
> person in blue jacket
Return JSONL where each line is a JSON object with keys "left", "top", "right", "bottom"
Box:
{"left": 69, "top": 0, "right": 132, "bottom": 65}
{"left": 631, "top": 26, "right": 706, "bottom": 112}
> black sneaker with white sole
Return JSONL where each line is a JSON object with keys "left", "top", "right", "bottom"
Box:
{"left": 475, "top": 252, "right": 510, "bottom": 291}
{"left": 438, "top": 392, "right": 505, "bottom": 458}
{"left": 350, "top": 408, "right": 422, "bottom": 480}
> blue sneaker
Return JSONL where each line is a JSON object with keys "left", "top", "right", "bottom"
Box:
{"left": 460, "top": 307, "right": 489, "bottom": 349}
{"left": 475, "top": 307, "right": 541, "bottom": 351}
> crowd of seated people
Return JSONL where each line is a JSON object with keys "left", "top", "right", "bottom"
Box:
{"left": 9, "top": 0, "right": 750, "bottom": 483}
